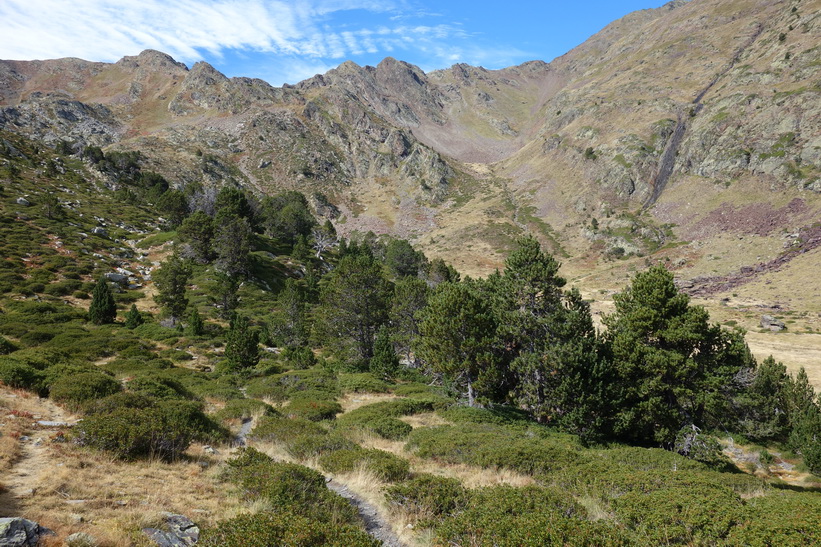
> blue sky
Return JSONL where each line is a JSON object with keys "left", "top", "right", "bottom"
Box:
{"left": 0, "top": 0, "right": 671, "bottom": 86}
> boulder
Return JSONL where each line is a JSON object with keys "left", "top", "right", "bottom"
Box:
{"left": 142, "top": 513, "right": 199, "bottom": 547}
{"left": 103, "top": 272, "right": 128, "bottom": 285}
{"left": 0, "top": 517, "right": 51, "bottom": 547}
{"left": 760, "top": 315, "right": 786, "bottom": 331}
{"left": 91, "top": 227, "right": 108, "bottom": 237}
{"left": 15, "top": 197, "right": 30, "bottom": 207}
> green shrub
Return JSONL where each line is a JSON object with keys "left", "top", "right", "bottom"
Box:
{"left": 437, "top": 405, "right": 532, "bottom": 426}
{"left": 287, "top": 432, "right": 357, "bottom": 460}
{"left": 337, "top": 398, "right": 435, "bottom": 427}
{"left": 612, "top": 478, "right": 743, "bottom": 544}
{"left": 393, "top": 382, "right": 438, "bottom": 397}
{"left": 725, "top": 491, "right": 821, "bottom": 546}
{"left": 213, "top": 399, "right": 278, "bottom": 422}
{"left": 406, "top": 423, "right": 584, "bottom": 475}
{"left": 199, "top": 511, "right": 378, "bottom": 547}
{"left": 126, "top": 375, "right": 195, "bottom": 400}
{"left": 367, "top": 417, "right": 412, "bottom": 440}
{"left": 338, "top": 373, "right": 391, "bottom": 393}
{"left": 186, "top": 377, "right": 244, "bottom": 401}
{"left": 243, "top": 375, "right": 288, "bottom": 401}
{"left": 19, "top": 328, "right": 58, "bottom": 346}
{"left": 222, "top": 448, "right": 359, "bottom": 524}
{"left": 435, "top": 486, "right": 632, "bottom": 547}
{"left": 282, "top": 398, "right": 342, "bottom": 422}
{"left": 75, "top": 397, "right": 225, "bottom": 461}
{"left": 385, "top": 474, "right": 467, "bottom": 523}
{"left": 0, "top": 336, "right": 18, "bottom": 355}
{"left": 250, "top": 415, "right": 326, "bottom": 443}
{"left": 281, "top": 346, "right": 317, "bottom": 369}
{"left": 49, "top": 371, "right": 122, "bottom": 408}
{"left": 0, "top": 358, "right": 43, "bottom": 393}
{"left": 318, "top": 447, "right": 410, "bottom": 482}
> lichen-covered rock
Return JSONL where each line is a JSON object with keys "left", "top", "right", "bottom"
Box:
{"left": 0, "top": 517, "right": 50, "bottom": 547}
{"left": 142, "top": 513, "right": 199, "bottom": 547}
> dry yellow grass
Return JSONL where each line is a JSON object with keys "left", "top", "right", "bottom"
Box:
{"left": 0, "top": 386, "right": 247, "bottom": 546}
{"left": 338, "top": 392, "right": 401, "bottom": 413}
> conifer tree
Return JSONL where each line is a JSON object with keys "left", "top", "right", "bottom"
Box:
{"left": 124, "top": 304, "right": 144, "bottom": 329}
{"left": 189, "top": 308, "right": 205, "bottom": 336}
{"left": 416, "top": 280, "right": 499, "bottom": 407}
{"left": 89, "top": 277, "right": 117, "bottom": 325}
{"left": 370, "top": 325, "right": 400, "bottom": 380}
{"left": 153, "top": 255, "right": 192, "bottom": 324}
{"left": 602, "top": 265, "right": 746, "bottom": 445}
{"left": 223, "top": 315, "right": 259, "bottom": 373}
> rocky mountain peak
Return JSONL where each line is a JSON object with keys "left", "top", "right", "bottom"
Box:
{"left": 116, "top": 50, "right": 188, "bottom": 72}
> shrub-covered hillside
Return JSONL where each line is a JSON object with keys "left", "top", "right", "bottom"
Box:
{"left": 0, "top": 131, "right": 819, "bottom": 545}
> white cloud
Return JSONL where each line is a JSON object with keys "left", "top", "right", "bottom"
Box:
{"left": 0, "top": 0, "right": 533, "bottom": 85}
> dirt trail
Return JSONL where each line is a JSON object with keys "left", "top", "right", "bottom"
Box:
{"left": 0, "top": 395, "right": 76, "bottom": 514}
{"left": 326, "top": 479, "right": 406, "bottom": 547}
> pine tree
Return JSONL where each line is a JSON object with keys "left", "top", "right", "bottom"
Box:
{"left": 602, "top": 265, "right": 745, "bottom": 446}
{"left": 370, "top": 325, "right": 400, "bottom": 380}
{"left": 153, "top": 255, "right": 192, "bottom": 324}
{"left": 89, "top": 277, "right": 117, "bottom": 325}
{"left": 222, "top": 315, "right": 259, "bottom": 373}
{"left": 189, "top": 308, "right": 205, "bottom": 336}
{"left": 124, "top": 304, "right": 144, "bottom": 329}
{"left": 416, "top": 280, "right": 499, "bottom": 407}
{"left": 315, "top": 253, "right": 392, "bottom": 366}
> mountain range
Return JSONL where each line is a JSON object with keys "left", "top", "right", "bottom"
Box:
{"left": 1, "top": 0, "right": 819, "bottom": 318}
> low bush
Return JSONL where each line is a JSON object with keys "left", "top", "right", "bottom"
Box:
{"left": 213, "top": 399, "right": 278, "bottom": 422}
{"left": 368, "top": 417, "right": 413, "bottom": 440}
{"left": 337, "top": 398, "right": 435, "bottom": 427}
{"left": 126, "top": 375, "right": 196, "bottom": 400}
{"left": 318, "top": 447, "right": 410, "bottom": 481}
{"left": 250, "top": 415, "right": 326, "bottom": 443}
{"left": 281, "top": 346, "right": 317, "bottom": 369}
{"left": 612, "top": 478, "right": 744, "bottom": 544}
{"left": 724, "top": 491, "right": 821, "bottom": 546}
{"left": 287, "top": 431, "right": 357, "bottom": 459}
{"left": 393, "top": 382, "right": 440, "bottom": 397}
{"left": 435, "top": 486, "right": 632, "bottom": 546}
{"left": 0, "top": 358, "right": 43, "bottom": 393}
{"left": 222, "top": 448, "right": 359, "bottom": 523}
{"left": 406, "top": 423, "right": 585, "bottom": 475}
{"left": 49, "top": 371, "right": 122, "bottom": 408}
{"left": 186, "top": 377, "right": 244, "bottom": 401}
{"left": 75, "top": 396, "right": 225, "bottom": 461}
{"left": 385, "top": 474, "right": 467, "bottom": 524}
{"left": 199, "top": 511, "right": 378, "bottom": 547}
{"left": 437, "top": 405, "right": 533, "bottom": 426}
{"left": 19, "top": 328, "right": 58, "bottom": 346}
{"left": 0, "top": 336, "right": 18, "bottom": 355}
{"left": 282, "top": 398, "right": 342, "bottom": 422}
{"left": 338, "top": 373, "right": 391, "bottom": 394}
{"left": 245, "top": 369, "right": 339, "bottom": 401}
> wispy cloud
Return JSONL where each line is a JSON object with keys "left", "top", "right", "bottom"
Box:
{"left": 0, "top": 0, "right": 535, "bottom": 85}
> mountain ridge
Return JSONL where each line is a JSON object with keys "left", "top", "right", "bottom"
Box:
{"left": 0, "top": 0, "right": 819, "bottom": 284}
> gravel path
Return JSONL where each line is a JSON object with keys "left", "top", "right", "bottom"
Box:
{"left": 326, "top": 479, "right": 406, "bottom": 547}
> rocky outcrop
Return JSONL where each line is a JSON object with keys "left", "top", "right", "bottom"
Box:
{"left": 760, "top": 315, "right": 786, "bottom": 332}
{"left": 0, "top": 517, "right": 52, "bottom": 546}
{"left": 142, "top": 513, "right": 199, "bottom": 547}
